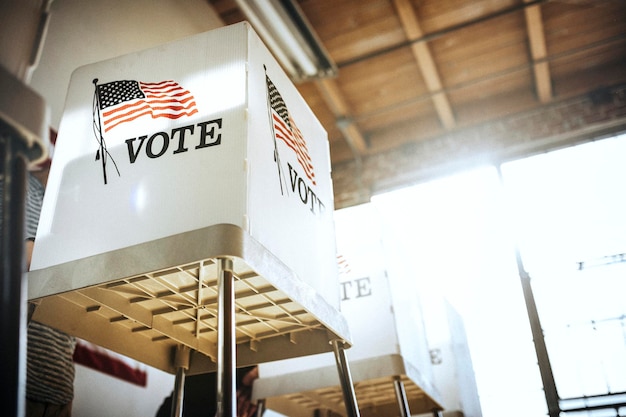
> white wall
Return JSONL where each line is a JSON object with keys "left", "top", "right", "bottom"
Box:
{"left": 24, "top": 1, "right": 224, "bottom": 416}
{"left": 30, "top": 0, "right": 225, "bottom": 129}
{"left": 0, "top": 0, "right": 44, "bottom": 81}
{"left": 73, "top": 363, "right": 173, "bottom": 417}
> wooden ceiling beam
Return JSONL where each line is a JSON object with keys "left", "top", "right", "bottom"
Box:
{"left": 393, "top": 0, "right": 455, "bottom": 130}
{"left": 524, "top": 1, "right": 552, "bottom": 103}
{"left": 315, "top": 77, "right": 369, "bottom": 155}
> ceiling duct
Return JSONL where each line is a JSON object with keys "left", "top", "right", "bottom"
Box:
{"left": 234, "top": 0, "right": 337, "bottom": 82}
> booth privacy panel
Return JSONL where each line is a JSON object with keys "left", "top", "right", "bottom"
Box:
{"left": 28, "top": 224, "right": 351, "bottom": 374}
{"left": 259, "top": 203, "right": 435, "bottom": 375}
{"left": 30, "top": 22, "right": 339, "bottom": 309}
{"left": 28, "top": 23, "right": 347, "bottom": 374}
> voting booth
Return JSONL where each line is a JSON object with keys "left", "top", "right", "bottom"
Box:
{"left": 253, "top": 204, "right": 443, "bottom": 417}
{"left": 28, "top": 22, "right": 357, "bottom": 416}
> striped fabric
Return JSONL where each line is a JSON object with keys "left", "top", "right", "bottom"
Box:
{"left": 24, "top": 174, "right": 44, "bottom": 240}
{"left": 0, "top": 172, "right": 76, "bottom": 405}
{"left": 23, "top": 174, "right": 76, "bottom": 405}
{"left": 26, "top": 322, "right": 76, "bottom": 405}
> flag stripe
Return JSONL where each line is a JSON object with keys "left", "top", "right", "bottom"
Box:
{"left": 272, "top": 113, "right": 316, "bottom": 182}
{"left": 96, "top": 80, "right": 198, "bottom": 132}
{"left": 103, "top": 101, "right": 198, "bottom": 131}
{"left": 266, "top": 75, "right": 316, "bottom": 185}
{"left": 102, "top": 95, "right": 196, "bottom": 119}
{"left": 337, "top": 254, "right": 351, "bottom": 276}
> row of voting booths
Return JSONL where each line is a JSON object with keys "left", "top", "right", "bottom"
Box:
{"left": 253, "top": 203, "right": 446, "bottom": 417}
{"left": 28, "top": 23, "right": 447, "bottom": 417}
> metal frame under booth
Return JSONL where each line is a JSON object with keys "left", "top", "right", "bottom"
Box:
{"left": 27, "top": 224, "right": 360, "bottom": 417}
{"left": 252, "top": 354, "right": 443, "bottom": 417}
{"left": 1, "top": 65, "right": 49, "bottom": 417}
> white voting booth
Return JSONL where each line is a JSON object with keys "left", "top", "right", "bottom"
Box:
{"left": 253, "top": 204, "right": 443, "bottom": 417}
{"left": 28, "top": 22, "right": 358, "bottom": 417}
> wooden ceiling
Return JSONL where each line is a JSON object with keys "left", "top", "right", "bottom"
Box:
{"left": 209, "top": 0, "right": 626, "bottom": 209}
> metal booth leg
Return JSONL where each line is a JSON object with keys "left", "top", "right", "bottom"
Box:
{"left": 432, "top": 409, "right": 444, "bottom": 417}
{"left": 393, "top": 376, "right": 411, "bottom": 417}
{"left": 170, "top": 345, "right": 191, "bottom": 417}
{"left": 1, "top": 133, "right": 29, "bottom": 417}
{"left": 216, "top": 258, "right": 236, "bottom": 417}
{"left": 331, "top": 340, "right": 360, "bottom": 417}
{"left": 255, "top": 398, "right": 266, "bottom": 417}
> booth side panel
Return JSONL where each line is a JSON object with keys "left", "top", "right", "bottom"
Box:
{"left": 382, "top": 243, "right": 436, "bottom": 386}
{"left": 245, "top": 25, "right": 340, "bottom": 309}
{"left": 31, "top": 24, "right": 251, "bottom": 270}
{"left": 259, "top": 204, "right": 402, "bottom": 377}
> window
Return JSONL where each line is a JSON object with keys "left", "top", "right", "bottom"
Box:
{"left": 371, "top": 133, "right": 626, "bottom": 416}
{"left": 502, "top": 134, "right": 626, "bottom": 416}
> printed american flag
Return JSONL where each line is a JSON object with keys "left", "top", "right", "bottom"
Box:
{"left": 96, "top": 80, "right": 198, "bottom": 132}
{"left": 337, "top": 254, "right": 352, "bottom": 277}
{"left": 266, "top": 75, "right": 316, "bottom": 185}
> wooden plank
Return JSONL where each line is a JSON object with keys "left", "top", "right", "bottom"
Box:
{"left": 551, "top": 54, "right": 626, "bottom": 100}
{"left": 301, "top": 0, "right": 406, "bottom": 64}
{"left": 325, "top": 17, "right": 406, "bottom": 64}
{"left": 334, "top": 47, "right": 427, "bottom": 120}
{"left": 366, "top": 115, "right": 443, "bottom": 155}
{"left": 315, "top": 77, "right": 350, "bottom": 116}
{"left": 357, "top": 98, "right": 434, "bottom": 132}
{"left": 393, "top": 0, "right": 455, "bottom": 129}
{"left": 431, "top": 91, "right": 455, "bottom": 129}
{"left": 315, "top": 78, "right": 368, "bottom": 155}
{"left": 330, "top": 137, "right": 361, "bottom": 164}
{"left": 417, "top": 0, "right": 519, "bottom": 34}
{"left": 533, "top": 61, "right": 552, "bottom": 103}
{"left": 525, "top": 4, "right": 547, "bottom": 58}
{"left": 301, "top": 0, "right": 398, "bottom": 37}
{"left": 430, "top": 10, "right": 527, "bottom": 57}
{"left": 542, "top": 2, "right": 626, "bottom": 55}
{"left": 449, "top": 68, "right": 534, "bottom": 107}
{"left": 525, "top": 2, "right": 552, "bottom": 102}
{"left": 452, "top": 87, "right": 538, "bottom": 126}
{"left": 394, "top": 0, "right": 425, "bottom": 39}
{"left": 550, "top": 39, "right": 626, "bottom": 80}
{"left": 438, "top": 41, "right": 529, "bottom": 88}
{"left": 431, "top": 11, "right": 528, "bottom": 86}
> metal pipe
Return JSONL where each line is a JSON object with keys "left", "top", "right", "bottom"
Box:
{"left": 431, "top": 409, "right": 444, "bottom": 417}
{"left": 171, "top": 366, "right": 186, "bottom": 417}
{"left": 331, "top": 339, "right": 360, "bottom": 417}
{"left": 255, "top": 398, "right": 266, "bottom": 417}
{"left": 216, "top": 258, "right": 236, "bottom": 417}
{"left": 517, "top": 263, "right": 561, "bottom": 417}
{"left": 496, "top": 165, "right": 560, "bottom": 417}
{"left": 233, "top": 0, "right": 298, "bottom": 77}
{"left": 1, "top": 134, "right": 28, "bottom": 417}
{"left": 393, "top": 376, "right": 410, "bottom": 417}
{"left": 170, "top": 345, "right": 191, "bottom": 417}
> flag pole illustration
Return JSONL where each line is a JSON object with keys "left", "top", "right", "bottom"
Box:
{"left": 265, "top": 68, "right": 317, "bottom": 193}
{"left": 92, "top": 78, "right": 119, "bottom": 185}
{"left": 91, "top": 78, "right": 198, "bottom": 184}
{"left": 264, "top": 66, "right": 288, "bottom": 195}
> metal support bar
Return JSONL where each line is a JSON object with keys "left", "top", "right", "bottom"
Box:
{"left": 517, "top": 255, "right": 561, "bottom": 417}
{"left": 497, "top": 165, "right": 560, "bottom": 417}
{"left": 171, "top": 367, "right": 186, "bottom": 417}
{"left": 1, "top": 134, "right": 28, "bottom": 417}
{"left": 216, "top": 258, "right": 236, "bottom": 417}
{"left": 331, "top": 339, "right": 360, "bottom": 417}
{"left": 256, "top": 398, "right": 266, "bottom": 417}
{"left": 393, "top": 376, "right": 410, "bottom": 417}
{"left": 561, "top": 402, "right": 626, "bottom": 413}
{"left": 170, "top": 345, "right": 191, "bottom": 417}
